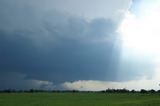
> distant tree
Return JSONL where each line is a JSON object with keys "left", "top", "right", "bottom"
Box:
{"left": 72, "top": 90, "right": 79, "bottom": 93}
{"left": 149, "top": 89, "right": 156, "bottom": 93}
{"left": 101, "top": 90, "right": 106, "bottom": 93}
{"left": 140, "top": 89, "right": 148, "bottom": 93}
{"left": 3, "top": 89, "right": 11, "bottom": 93}
{"left": 56, "top": 90, "right": 60, "bottom": 93}
{"left": 12, "top": 89, "right": 16, "bottom": 93}
{"left": 18, "top": 89, "right": 23, "bottom": 93}
{"left": 29, "top": 89, "right": 34, "bottom": 93}
{"left": 157, "top": 90, "right": 160, "bottom": 93}
{"left": 131, "top": 89, "right": 135, "bottom": 93}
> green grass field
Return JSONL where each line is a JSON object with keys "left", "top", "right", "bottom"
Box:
{"left": 0, "top": 93, "right": 160, "bottom": 106}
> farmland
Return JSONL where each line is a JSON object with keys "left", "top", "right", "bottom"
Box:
{"left": 0, "top": 93, "right": 160, "bottom": 106}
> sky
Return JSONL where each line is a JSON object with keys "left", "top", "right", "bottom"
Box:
{"left": 0, "top": 0, "right": 160, "bottom": 91}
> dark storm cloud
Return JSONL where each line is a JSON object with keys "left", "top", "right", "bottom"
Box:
{"left": 0, "top": 72, "right": 56, "bottom": 90}
{"left": 0, "top": 16, "right": 121, "bottom": 84}
{"left": 0, "top": 0, "right": 155, "bottom": 89}
{"left": 0, "top": 0, "right": 121, "bottom": 84}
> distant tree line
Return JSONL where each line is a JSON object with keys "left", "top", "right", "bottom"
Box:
{"left": 101, "top": 88, "right": 160, "bottom": 94}
{"left": 1, "top": 88, "right": 160, "bottom": 93}
{"left": 0, "top": 89, "right": 79, "bottom": 93}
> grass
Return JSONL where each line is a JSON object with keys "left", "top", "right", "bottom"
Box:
{"left": 0, "top": 93, "right": 160, "bottom": 106}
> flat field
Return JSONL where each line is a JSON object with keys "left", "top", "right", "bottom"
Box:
{"left": 0, "top": 93, "right": 160, "bottom": 106}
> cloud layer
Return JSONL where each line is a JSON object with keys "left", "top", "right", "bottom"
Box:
{"left": 0, "top": 0, "right": 157, "bottom": 90}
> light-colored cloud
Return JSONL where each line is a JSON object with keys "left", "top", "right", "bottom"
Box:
{"left": 28, "top": 0, "right": 132, "bottom": 20}
{"left": 120, "top": 2, "right": 160, "bottom": 55}
{"left": 62, "top": 68, "right": 160, "bottom": 91}
{"left": 0, "top": 0, "right": 132, "bottom": 32}
{"left": 117, "top": 1, "right": 160, "bottom": 81}
{"left": 1, "top": 69, "right": 160, "bottom": 91}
